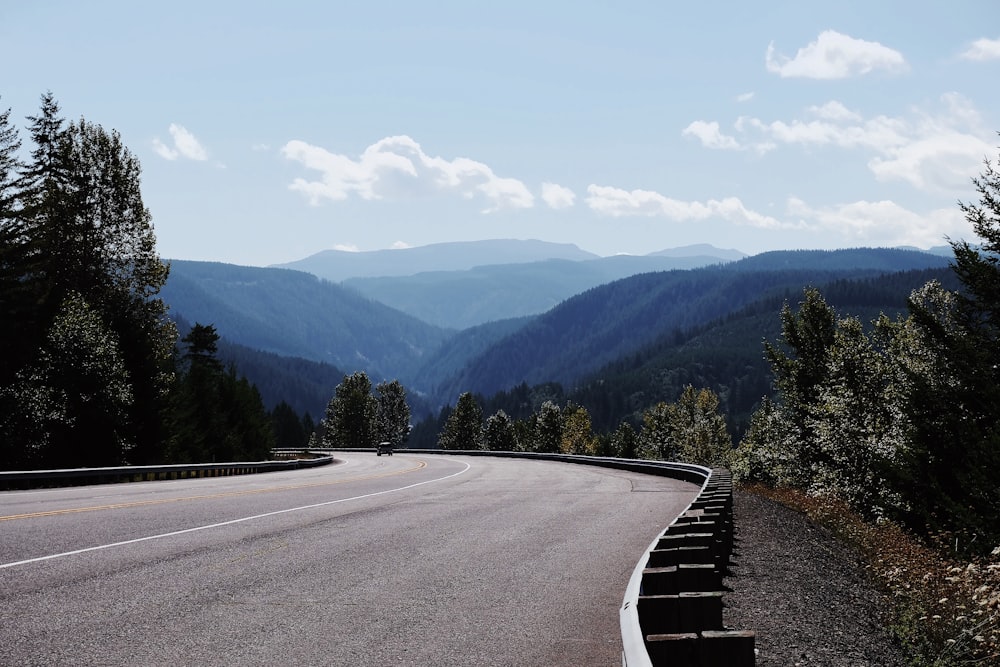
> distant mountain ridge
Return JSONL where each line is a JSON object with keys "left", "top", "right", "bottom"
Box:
{"left": 160, "top": 260, "right": 450, "bottom": 384}
{"left": 271, "top": 238, "right": 599, "bottom": 281}
{"left": 276, "top": 239, "right": 748, "bottom": 328}
{"left": 160, "top": 246, "right": 954, "bottom": 421}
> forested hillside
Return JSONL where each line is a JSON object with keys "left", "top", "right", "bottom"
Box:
{"left": 568, "top": 266, "right": 959, "bottom": 437}
{"left": 430, "top": 249, "right": 950, "bottom": 406}
{"left": 161, "top": 260, "right": 452, "bottom": 384}
{"left": 343, "top": 252, "right": 739, "bottom": 329}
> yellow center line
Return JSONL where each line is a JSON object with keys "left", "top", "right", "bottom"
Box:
{"left": 0, "top": 459, "right": 427, "bottom": 522}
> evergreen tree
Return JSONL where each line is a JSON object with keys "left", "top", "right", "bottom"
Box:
{"left": 168, "top": 323, "right": 273, "bottom": 462}
{"left": 483, "top": 409, "right": 517, "bottom": 451}
{"left": 900, "top": 150, "right": 1000, "bottom": 552}
{"left": 321, "top": 372, "right": 377, "bottom": 448}
{"left": 0, "top": 93, "right": 175, "bottom": 466}
{"left": 375, "top": 379, "right": 410, "bottom": 447}
{"left": 609, "top": 421, "right": 639, "bottom": 459}
{"left": 438, "top": 392, "right": 483, "bottom": 450}
{"left": 271, "top": 400, "right": 308, "bottom": 448}
{"left": 532, "top": 400, "right": 563, "bottom": 453}
{"left": 671, "top": 386, "right": 732, "bottom": 467}
{"left": 730, "top": 396, "right": 795, "bottom": 485}
{"left": 637, "top": 402, "right": 675, "bottom": 460}
{"left": 763, "top": 288, "right": 838, "bottom": 475}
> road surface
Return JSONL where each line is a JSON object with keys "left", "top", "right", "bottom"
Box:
{"left": 0, "top": 453, "right": 699, "bottom": 666}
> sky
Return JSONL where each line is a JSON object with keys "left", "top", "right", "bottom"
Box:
{"left": 3, "top": 1, "right": 1000, "bottom": 266}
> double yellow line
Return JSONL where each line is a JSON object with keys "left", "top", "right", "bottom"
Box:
{"left": 0, "top": 459, "right": 426, "bottom": 522}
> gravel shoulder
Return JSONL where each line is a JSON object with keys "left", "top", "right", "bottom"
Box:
{"left": 723, "top": 489, "right": 909, "bottom": 666}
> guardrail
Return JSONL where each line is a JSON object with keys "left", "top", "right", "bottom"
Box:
{"left": 0, "top": 455, "right": 335, "bottom": 491}
{"left": 291, "top": 447, "right": 754, "bottom": 665}
{"left": 620, "top": 467, "right": 755, "bottom": 666}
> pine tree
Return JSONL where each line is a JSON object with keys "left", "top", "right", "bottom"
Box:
{"left": 0, "top": 93, "right": 175, "bottom": 466}
{"left": 483, "top": 410, "right": 517, "bottom": 451}
{"left": 900, "top": 149, "right": 1000, "bottom": 553}
{"left": 375, "top": 379, "right": 410, "bottom": 447}
{"left": 321, "top": 372, "right": 377, "bottom": 449}
{"left": 438, "top": 392, "right": 483, "bottom": 450}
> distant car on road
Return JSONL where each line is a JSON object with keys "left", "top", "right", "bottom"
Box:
{"left": 376, "top": 442, "right": 393, "bottom": 456}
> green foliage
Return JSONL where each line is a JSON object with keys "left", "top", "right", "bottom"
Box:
{"left": 635, "top": 386, "right": 731, "bottom": 466}
{"left": 167, "top": 323, "right": 274, "bottom": 462}
{"left": 896, "top": 151, "right": 1000, "bottom": 554}
{"left": 270, "top": 400, "right": 312, "bottom": 448}
{"left": 738, "top": 145, "right": 1000, "bottom": 554}
{"left": 607, "top": 422, "right": 639, "bottom": 459}
{"left": 532, "top": 400, "right": 563, "bottom": 453}
{"left": 0, "top": 292, "right": 133, "bottom": 467}
{"left": 560, "top": 403, "right": 598, "bottom": 455}
{"left": 483, "top": 409, "right": 517, "bottom": 451}
{"left": 320, "top": 371, "right": 378, "bottom": 449}
{"left": 375, "top": 379, "right": 410, "bottom": 447}
{"left": 0, "top": 93, "right": 176, "bottom": 469}
{"left": 438, "top": 392, "right": 483, "bottom": 450}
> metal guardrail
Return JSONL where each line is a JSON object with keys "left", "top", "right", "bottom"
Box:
{"left": 0, "top": 455, "right": 335, "bottom": 490}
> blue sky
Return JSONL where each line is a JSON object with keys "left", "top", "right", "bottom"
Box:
{"left": 3, "top": 1, "right": 1000, "bottom": 266}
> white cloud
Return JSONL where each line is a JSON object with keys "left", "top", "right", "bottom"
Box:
{"left": 808, "top": 101, "right": 862, "bottom": 123}
{"left": 786, "top": 197, "right": 967, "bottom": 247}
{"left": 736, "top": 92, "right": 755, "bottom": 103}
{"left": 702, "top": 94, "right": 992, "bottom": 193}
{"left": 960, "top": 37, "right": 1000, "bottom": 61}
{"left": 682, "top": 120, "right": 741, "bottom": 150}
{"left": 584, "top": 185, "right": 786, "bottom": 229}
{"left": 281, "top": 135, "right": 535, "bottom": 213}
{"left": 541, "top": 182, "right": 576, "bottom": 209}
{"left": 333, "top": 243, "right": 360, "bottom": 252}
{"left": 391, "top": 241, "right": 412, "bottom": 249}
{"left": 766, "top": 30, "right": 907, "bottom": 79}
{"left": 153, "top": 124, "right": 209, "bottom": 161}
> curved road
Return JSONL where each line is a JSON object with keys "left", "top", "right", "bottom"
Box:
{"left": 0, "top": 454, "right": 699, "bottom": 666}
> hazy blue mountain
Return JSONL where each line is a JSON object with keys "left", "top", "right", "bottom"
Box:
{"left": 160, "top": 247, "right": 953, "bottom": 415}
{"left": 728, "top": 247, "right": 951, "bottom": 272}
{"left": 270, "top": 238, "right": 599, "bottom": 281}
{"left": 647, "top": 243, "right": 747, "bottom": 261}
{"left": 428, "top": 248, "right": 953, "bottom": 405}
{"left": 342, "top": 254, "right": 735, "bottom": 329}
{"left": 161, "top": 260, "right": 451, "bottom": 384}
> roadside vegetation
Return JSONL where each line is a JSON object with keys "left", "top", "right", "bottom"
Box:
{"left": 726, "top": 146, "right": 1000, "bottom": 663}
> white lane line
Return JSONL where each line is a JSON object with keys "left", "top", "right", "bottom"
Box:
{"left": 1, "top": 459, "right": 471, "bottom": 570}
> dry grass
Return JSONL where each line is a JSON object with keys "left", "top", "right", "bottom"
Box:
{"left": 742, "top": 484, "right": 1000, "bottom": 666}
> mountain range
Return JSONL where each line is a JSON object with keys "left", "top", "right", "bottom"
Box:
{"left": 161, "top": 240, "right": 954, "bottom": 424}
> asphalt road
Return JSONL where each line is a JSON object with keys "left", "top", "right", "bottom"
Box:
{"left": 0, "top": 453, "right": 700, "bottom": 666}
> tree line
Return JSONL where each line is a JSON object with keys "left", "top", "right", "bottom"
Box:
{"left": 0, "top": 93, "right": 314, "bottom": 469}
{"left": 730, "top": 148, "right": 1000, "bottom": 556}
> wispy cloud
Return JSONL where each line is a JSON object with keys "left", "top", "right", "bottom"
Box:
{"left": 584, "top": 185, "right": 786, "bottom": 229}
{"left": 689, "top": 94, "right": 992, "bottom": 192}
{"left": 736, "top": 92, "right": 755, "bottom": 103}
{"left": 786, "top": 197, "right": 966, "bottom": 247}
{"left": 281, "top": 135, "right": 535, "bottom": 213}
{"left": 541, "top": 182, "right": 576, "bottom": 209}
{"left": 959, "top": 37, "right": 1000, "bottom": 61}
{"left": 152, "top": 124, "right": 209, "bottom": 161}
{"left": 682, "top": 120, "right": 741, "bottom": 150}
{"left": 333, "top": 243, "right": 360, "bottom": 252}
{"left": 766, "top": 30, "right": 907, "bottom": 79}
